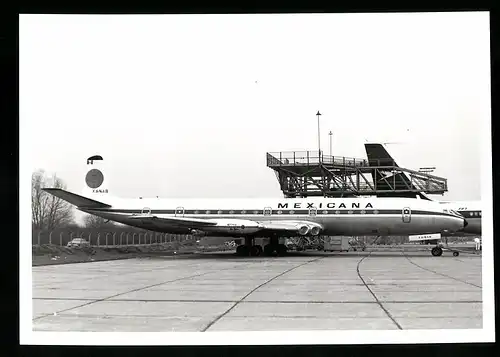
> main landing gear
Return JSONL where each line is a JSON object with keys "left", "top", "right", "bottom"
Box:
{"left": 236, "top": 244, "right": 263, "bottom": 257}
{"left": 235, "top": 237, "right": 288, "bottom": 257}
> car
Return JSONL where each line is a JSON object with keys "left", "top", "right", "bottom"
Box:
{"left": 67, "top": 238, "right": 91, "bottom": 248}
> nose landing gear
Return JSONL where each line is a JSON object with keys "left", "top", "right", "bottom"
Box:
{"left": 431, "top": 246, "right": 443, "bottom": 257}
{"left": 430, "top": 245, "right": 460, "bottom": 257}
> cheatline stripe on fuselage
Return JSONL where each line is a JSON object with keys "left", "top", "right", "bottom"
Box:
{"left": 86, "top": 208, "right": 455, "bottom": 217}
{"left": 458, "top": 210, "right": 481, "bottom": 217}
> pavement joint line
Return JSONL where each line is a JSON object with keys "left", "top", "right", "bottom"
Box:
{"left": 32, "top": 270, "right": 217, "bottom": 322}
{"left": 356, "top": 253, "right": 403, "bottom": 330}
{"left": 36, "top": 312, "right": 482, "bottom": 319}
{"left": 401, "top": 251, "right": 482, "bottom": 289}
{"left": 32, "top": 297, "right": 484, "bottom": 304}
{"left": 200, "top": 256, "right": 325, "bottom": 332}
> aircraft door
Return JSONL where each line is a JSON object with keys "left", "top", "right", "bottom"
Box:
{"left": 402, "top": 207, "right": 411, "bottom": 223}
{"left": 175, "top": 207, "right": 185, "bottom": 217}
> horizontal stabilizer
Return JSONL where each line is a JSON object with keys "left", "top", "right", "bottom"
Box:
{"left": 42, "top": 188, "right": 112, "bottom": 208}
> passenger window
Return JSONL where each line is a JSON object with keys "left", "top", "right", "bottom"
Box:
{"left": 289, "top": 210, "right": 295, "bottom": 214}
{"left": 241, "top": 210, "right": 246, "bottom": 214}
{"left": 323, "top": 210, "right": 328, "bottom": 214}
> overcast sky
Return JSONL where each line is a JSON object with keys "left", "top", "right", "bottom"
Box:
{"left": 20, "top": 12, "right": 490, "bottom": 203}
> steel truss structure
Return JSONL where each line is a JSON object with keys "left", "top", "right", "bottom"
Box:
{"left": 266, "top": 151, "right": 447, "bottom": 198}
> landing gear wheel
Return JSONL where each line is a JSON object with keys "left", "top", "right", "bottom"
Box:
{"left": 431, "top": 247, "right": 443, "bottom": 257}
{"left": 263, "top": 244, "right": 274, "bottom": 256}
{"left": 276, "top": 244, "right": 287, "bottom": 256}
{"left": 453, "top": 251, "right": 459, "bottom": 257}
{"left": 250, "top": 245, "right": 261, "bottom": 257}
{"left": 236, "top": 245, "right": 250, "bottom": 256}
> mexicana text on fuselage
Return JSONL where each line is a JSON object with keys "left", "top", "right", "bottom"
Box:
{"left": 277, "top": 202, "right": 374, "bottom": 209}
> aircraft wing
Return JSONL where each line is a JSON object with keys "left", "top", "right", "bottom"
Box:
{"left": 129, "top": 214, "right": 218, "bottom": 228}
{"left": 128, "top": 214, "right": 322, "bottom": 235}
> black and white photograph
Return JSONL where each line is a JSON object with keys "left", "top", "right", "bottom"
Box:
{"left": 19, "top": 11, "right": 494, "bottom": 345}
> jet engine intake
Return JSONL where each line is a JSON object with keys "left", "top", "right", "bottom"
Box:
{"left": 309, "top": 225, "right": 321, "bottom": 236}
{"left": 298, "top": 225, "right": 310, "bottom": 235}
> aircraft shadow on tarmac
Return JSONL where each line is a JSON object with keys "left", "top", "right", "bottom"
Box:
{"left": 141, "top": 250, "right": 481, "bottom": 260}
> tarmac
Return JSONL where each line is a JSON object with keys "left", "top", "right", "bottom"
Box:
{"left": 32, "top": 249, "right": 483, "bottom": 332}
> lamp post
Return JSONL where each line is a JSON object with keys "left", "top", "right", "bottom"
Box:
{"left": 316, "top": 111, "right": 322, "bottom": 162}
{"left": 328, "top": 130, "right": 333, "bottom": 158}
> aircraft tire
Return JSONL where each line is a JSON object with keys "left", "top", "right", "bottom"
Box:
{"left": 453, "top": 251, "right": 459, "bottom": 257}
{"left": 276, "top": 244, "right": 287, "bottom": 256}
{"left": 236, "top": 245, "right": 250, "bottom": 256}
{"left": 263, "top": 244, "right": 274, "bottom": 256}
{"left": 431, "top": 247, "right": 443, "bottom": 257}
{"left": 250, "top": 245, "right": 261, "bottom": 257}
{"left": 240, "top": 245, "right": 250, "bottom": 256}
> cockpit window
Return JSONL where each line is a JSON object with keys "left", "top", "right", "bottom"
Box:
{"left": 444, "top": 209, "right": 461, "bottom": 217}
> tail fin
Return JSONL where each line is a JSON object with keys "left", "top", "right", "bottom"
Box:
{"left": 364, "top": 143, "right": 431, "bottom": 200}
{"left": 42, "top": 188, "right": 111, "bottom": 208}
{"left": 84, "top": 155, "right": 110, "bottom": 196}
{"left": 42, "top": 155, "right": 113, "bottom": 208}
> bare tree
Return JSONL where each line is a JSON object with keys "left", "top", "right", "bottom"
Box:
{"left": 32, "top": 169, "right": 74, "bottom": 230}
{"left": 83, "top": 213, "right": 114, "bottom": 229}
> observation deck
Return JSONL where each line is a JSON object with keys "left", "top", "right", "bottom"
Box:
{"left": 266, "top": 151, "right": 448, "bottom": 198}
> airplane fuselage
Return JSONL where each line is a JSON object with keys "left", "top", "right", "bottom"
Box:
{"left": 80, "top": 196, "right": 466, "bottom": 238}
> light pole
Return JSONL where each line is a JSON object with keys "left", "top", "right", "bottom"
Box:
{"left": 316, "top": 111, "right": 322, "bottom": 162}
{"left": 328, "top": 130, "right": 333, "bottom": 158}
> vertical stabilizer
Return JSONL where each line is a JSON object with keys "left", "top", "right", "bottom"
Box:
{"left": 83, "top": 155, "right": 110, "bottom": 197}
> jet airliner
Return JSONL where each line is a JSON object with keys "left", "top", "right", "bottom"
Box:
{"left": 42, "top": 155, "right": 467, "bottom": 257}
